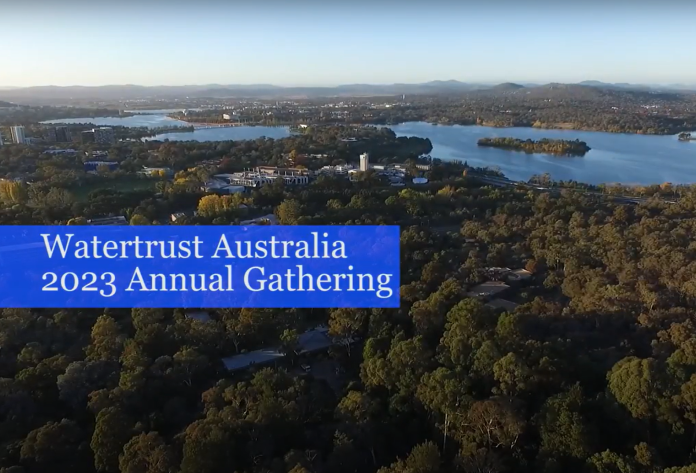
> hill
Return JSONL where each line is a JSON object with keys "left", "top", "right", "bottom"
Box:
{"left": 0, "top": 81, "right": 692, "bottom": 104}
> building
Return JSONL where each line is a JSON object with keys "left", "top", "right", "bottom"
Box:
{"left": 359, "top": 152, "right": 370, "bottom": 172}
{"left": 213, "top": 170, "right": 309, "bottom": 188}
{"left": 0, "top": 133, "right": 3, "bottom": 147}
{"left": 87, "top": 216, "right": 128, "bottom": 226}
{"left": 507, "top": 269, "right": 533, "bottom": 282}
{"left": 81, "top": 130, "right": 95, "bottom": 144}
{"left": 140, "top": 167, "right": 173, "bottom": 177}
{"left": 10, "top": 126, "right": 25, "bottom": 144}
{"left": 485, "top": 298, "right": 520, "bottom": 312}
{"left": 93, "top": 127, "right": 115, "bottom": 145}
{"left": 466, "top": 281, "right": 510, "bottom": 299}
{"left": 44, "top": 148, "right": 77, "bottom": 154}
{"left": 239, "top": 214, "right": 279, "bottom": 226}
{"left": 185, "top": 310, "right": 211, "bottom": 322}
{"left": 84, "top": 161, "right": 119, "bottom": 172}
{"left": 221, "top": 326, "right": 341, "bottom": 373}
{"left": 55, "top": 126, "right": 71, "bottom": 142}
{"left": 171, "top": 211, "right": 198, "bottom": 222}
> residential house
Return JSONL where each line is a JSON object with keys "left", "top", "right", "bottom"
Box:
{"left": 466, "top": 281, "right": 510, "bottom": 299}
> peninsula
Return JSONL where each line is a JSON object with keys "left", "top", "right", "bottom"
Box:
{"left": 477, "top": 137, "right": 591, "bottom": 156}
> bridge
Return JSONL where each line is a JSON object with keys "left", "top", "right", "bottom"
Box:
{"left": 192, "top": 123, "right": 248, "bottom": 130}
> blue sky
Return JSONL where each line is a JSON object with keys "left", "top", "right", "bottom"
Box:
{"left": 2, "top": 1, "right": 695, "bottom": 87}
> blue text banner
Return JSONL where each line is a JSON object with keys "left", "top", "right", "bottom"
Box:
{"left": 0, "top": 226, "right": 400, "bottom": 308}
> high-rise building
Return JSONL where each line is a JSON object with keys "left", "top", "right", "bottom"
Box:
{"left": 10, "top": 126, "right": 26, "bottom": 144}
{"left": 359, "top": 153, "right": 370, "bottom": 172}
{"left": 94, "top": 127, "right": 115, "bottom": 145}
{"left": 0, "top": 132, "right": 4, "bottom": 147}
{"left": 55, "top": 126, "right": 71, "bottom": 142}
{"left": 44, "top": 127, "right": 57, "bottom": 142}
{"left": 81, "top": 130, "right": 95, "bottom": 144}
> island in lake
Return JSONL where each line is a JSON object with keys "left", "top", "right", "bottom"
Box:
{"left": 477, "top": 137, "right": 591, "bottom": 156}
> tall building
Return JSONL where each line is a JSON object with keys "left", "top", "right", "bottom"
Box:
{"left": 55, "top": 126, "right": 71, "bottom": 142}
{"left": 0, "top": 131, "right": 3, "bottom": 147}
{"left": 81, "top": 130, "right": 95, "bottom": 144}
{"left": 359, "top": 153, "right": 370, "bottom": 172}
{"left": 94, "top": 127, "right": 115, "bottom": 145}
{"left": 10, "top": 126, "right": 26, "bottom": 144}
{"left": 44, "top": 127, "right": 57, "bottom": 142}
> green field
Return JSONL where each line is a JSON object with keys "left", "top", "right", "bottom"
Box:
{"left": 71, "top": 176, "right": 158, "bottom": 201}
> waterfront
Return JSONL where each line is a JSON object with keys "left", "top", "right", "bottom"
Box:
{"left": 142, "top": 126, "right": 291, "bottom": 142}
{"left": 42, "top": 114, "right": 189, "bottom": 128}
{"left": 388, "top": 122, "right": 696, "bottom": 185}
{"left": 42, "top": 113, "right": 696, "bottom": 185}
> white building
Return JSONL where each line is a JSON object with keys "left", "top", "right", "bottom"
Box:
{"left": 213, "top": 171, "right": 308, "bottom": 188}
{"left": 10, "top": 126, "right": 25, "bottom": 144}
{"left": 359, "top": 153, "right": 370, "bottom": 172}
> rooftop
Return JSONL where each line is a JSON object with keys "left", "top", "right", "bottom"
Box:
{"left": 221, "top": 349, "right": 285, "bottom": 372}
{"left": 185, "top": 310, "right": 211, "bottom": 322}
{"left": 297, "top": 326, "right": 332, "bottom": 354}
{"left": 466, "top": 281, "right": 510, "bottom": 298}
{"left": 508, "top": 268, "right": 533, "bottom": 280}
{"left": 485, "top": 298, "right": 520, "bottom": 311}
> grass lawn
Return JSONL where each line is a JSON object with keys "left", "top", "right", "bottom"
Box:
{"left": 71, "top": 176, "right": 159, "bottom": 201}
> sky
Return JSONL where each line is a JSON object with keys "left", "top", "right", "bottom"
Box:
{"left": 1, "top": 0, "right": 695, "bottom": 87}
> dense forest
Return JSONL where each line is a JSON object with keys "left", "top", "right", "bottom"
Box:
{"left": 477, "top": 138, "right": 591, "bottom": 156}
{"left": 4, "top": 170, "right": 696, "bottom": 473}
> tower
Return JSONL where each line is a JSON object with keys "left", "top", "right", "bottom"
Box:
{"left": 359, "top": 153, "right": 370, "bottom": 172}
{"left": 10, "top": 126, "right": 25, "bottom": 144}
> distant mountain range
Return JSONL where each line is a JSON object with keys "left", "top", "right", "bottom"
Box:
{"left": 0, "top": 80, "right": 694, "bottom": 104}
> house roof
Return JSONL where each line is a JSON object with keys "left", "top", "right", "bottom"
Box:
{"left": 486, "top": 298, "right": 519, "bottom": 311}
{"left": 297, "top": 327, "right": 333, "bottom": 354}
{"left": 466, "top": 281, "right": 510, "bottom": 298}
{"left": 221, "top": 349, "right": 284, "bottom": 372}
{"left": 508, "top": 269, "right": 532, "bottom": 280}
{"left": 185, "top": 311, "right": 211, "bottom": 322}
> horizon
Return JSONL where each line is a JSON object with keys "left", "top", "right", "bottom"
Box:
{"left": 2, "top": 79, "right": 696, "bottom": 89}
{"left": 2, "top": 1, "right": 696, "bottom": 88}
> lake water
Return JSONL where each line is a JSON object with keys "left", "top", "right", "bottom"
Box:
{"left": 388, "top": 122, "right": 696, "bottom": 185}
{"left": 43, "top": 114, "right": 189, "bottom": 128}
{"left": 142, "top": 126, "right": 291, "bottom": 142}
{"left": 42, "top": 113, "right": 696, "bottom": 185}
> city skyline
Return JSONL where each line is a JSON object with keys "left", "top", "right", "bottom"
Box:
{"left": 2, "top": 2, "right": 695, "bottom": 87}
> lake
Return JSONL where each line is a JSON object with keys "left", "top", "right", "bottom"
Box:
{"left": 42, "top": 113, "right": 292, "bottom": 141}
{"left": 42, "top": 113, "right": 696, "bottom": 185}
{"left": 388, "top": 122, "right": 696, "bottom": 185}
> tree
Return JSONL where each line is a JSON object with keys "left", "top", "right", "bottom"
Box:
{"left": 91, "top": 407, "right": 134, "bottom": 472}
{"left": 20, "top": 420, "right": 88, "bottom": 473}
{"left": 67, "top": 217, "right": 88, "bottom": 225}
{"left": 119, "top": 432, "right": 177, "bottom": 473}
{"left": 180, "top": 418, "right": 237, "bottom": 473}
{"left": 607, "top": 357, "right": 675, "bottom": 422}
{"left": 275, "top": 199, "right": 303, "bottom": 225}
{"left": 328, "top": 308, "right": 366, "bottom": 356}
{"left": 85, "top": 315, "right": 125, "bottom": 362}
{"left": 57, "top": 360, "right": 119, "bottom": 409}
{"left": 0, "top": 180, "right": 28, "bottom": 204}
{"left": 129, "top": 214, "right": 150, "bottom": 225}
{"left": 377, "top": 441, "right": 441, "bottom": 473}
